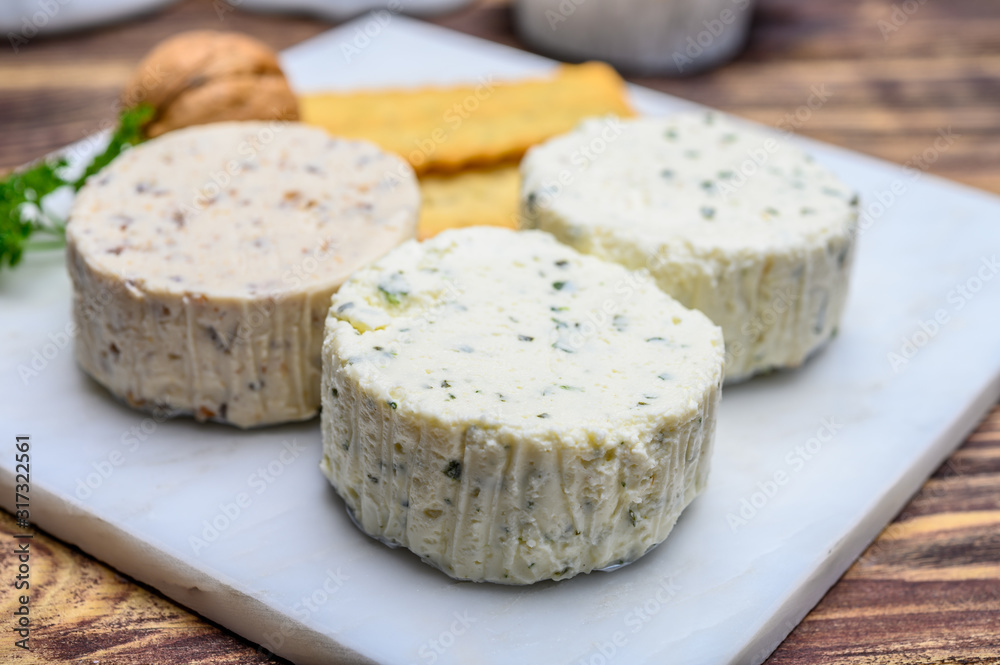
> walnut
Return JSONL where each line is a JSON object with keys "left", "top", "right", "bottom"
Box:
{"left": 121, "top": 30, "right": 299, "bottom": 138}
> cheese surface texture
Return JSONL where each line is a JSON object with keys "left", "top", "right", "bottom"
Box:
{"left": 67, "top": 121, "right": 419, "bottom": 427}
{"left": 321, "top": 227, "right": 724, "bottom": 584}
{"left": 520, "top": 113, "right": 858, "bottom": 381}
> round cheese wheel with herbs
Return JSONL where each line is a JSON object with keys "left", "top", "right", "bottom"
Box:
{"left": 520, "top": 112, "right": 859, "bottom": 381}
{"left": 321, "top": 227, "right": 724, "bottom": 584}
{"left": 66, "top": 121, "right": 419, "bottom": 428}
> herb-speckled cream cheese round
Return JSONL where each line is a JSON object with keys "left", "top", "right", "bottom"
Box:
{"left": 67, "top": 121, "right": 419, "bottom": 428}
{"left": 321, "top": 227, "right": 724, "bottom": 584}
{"left": 520, "top": 112, "right": 858, "bottom": 381}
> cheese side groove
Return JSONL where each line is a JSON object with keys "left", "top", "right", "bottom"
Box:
{"left": 321, "top": 227, "right": 724, "bottom": 584}
{"left": 66, "top": 122, "right": 419, "bottom": 428}
{"left": 520, "top": 112, "right": 859, "bottom": 381}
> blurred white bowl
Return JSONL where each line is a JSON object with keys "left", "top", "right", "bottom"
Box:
{"left": 228, "top": 0, "right": 476, "bottom": 20}
{"left": 0, "top": 0, "right": 475, "bottom": 41}
{"left": 514, "top": 0, "right": 756, "bottom": 75}
{"left": 0, "top": 0, "right": 177, "bottom": 37}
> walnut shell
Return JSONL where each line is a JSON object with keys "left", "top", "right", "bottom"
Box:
{"left": 121, "top": 30, "right": 299, "bottom": 138}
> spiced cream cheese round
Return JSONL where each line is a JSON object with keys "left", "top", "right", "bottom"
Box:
{"left": 67, "top": 121, "right": 419, "bottom": 427}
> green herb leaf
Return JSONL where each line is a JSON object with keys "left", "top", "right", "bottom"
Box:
{"left": 377, "top": 271, "right": 409, "bottom": 305}
{"left": 378, "top": 285, "right": 401, "bottom": 305}
{"left": 444, "top": 460, "right": 462, "bottom": 480}
{"left": 1, "top": 104, "right": 154, "bottom": 273}
{"left": 74, "top": 104, "right": 154, "bottom": 191}
{"left": 0, "top": 156, "right": 69, "bottom": 270}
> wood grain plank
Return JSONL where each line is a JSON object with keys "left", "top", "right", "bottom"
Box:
{"left": 0, "top": 64, "right": 135, "bottom": 89}
{"left": 0, "top": 0, "right": 330, "bottom": 169}
{"left": 768, "top": 407, "right": 1000, "bottom": 664}
{"left": 0, "top": 510, "right": 285, "bottom": 664}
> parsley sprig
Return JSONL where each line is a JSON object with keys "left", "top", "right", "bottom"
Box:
{"left": 0, "top": 156, "right": 69, "bottom": 268}
{"left": 0, "top": 104, "right": 154, "bottom": 271}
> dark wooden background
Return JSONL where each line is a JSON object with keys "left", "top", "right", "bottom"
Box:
{"left": 2, "top": 0, "right": 999, "bottom": 662}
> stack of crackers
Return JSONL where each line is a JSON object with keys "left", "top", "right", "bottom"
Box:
{"left": 299, "top": 61, "right": 633, "bottom": 239}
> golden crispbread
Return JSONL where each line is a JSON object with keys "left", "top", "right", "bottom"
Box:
{"left": 418, "top": 164, "right": 521, "bottom": 239}
{"left": 300, "top": 61, "right": 634, "bottom": 175}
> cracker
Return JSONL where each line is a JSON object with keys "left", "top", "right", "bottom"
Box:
{"left": 418, "top": 164, "right": 521, "bottom": 239}
{"left": 300, "top": 61, "right": 633, "bottom": 174}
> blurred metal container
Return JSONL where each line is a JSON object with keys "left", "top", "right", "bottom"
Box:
{"left": 514, "top": 0, "right": 756, "bottom": 75}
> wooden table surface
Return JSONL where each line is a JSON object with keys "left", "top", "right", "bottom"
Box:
{"left": 2, "top": 0, "right": 999, "bottom": 662}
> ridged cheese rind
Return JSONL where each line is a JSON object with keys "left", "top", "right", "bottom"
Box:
{"left": 66, "top": 121, "right": 419, "bottom": 427}
{"left": 520, "top": 112, "right": 858, "bottom": 381}
{"left": 321, "top": 227, "right": 724, "bottom": 584}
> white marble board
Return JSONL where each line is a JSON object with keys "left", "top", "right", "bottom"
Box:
{"left": 3, "top": 15, "right": 1000, "bottom": 665}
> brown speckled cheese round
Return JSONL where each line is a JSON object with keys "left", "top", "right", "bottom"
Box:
{"left": 67, "top": 121, "right": 419, "bottom": 428}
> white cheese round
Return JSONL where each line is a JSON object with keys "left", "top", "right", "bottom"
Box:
{"left": 67, "top": 121, "right": 419, "bottom": 428}
{"left": 520, "top": 112, "right": 859, "bottom": 381}
{"left": 321, "top": 227, "right": 724, "bottom": 584}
